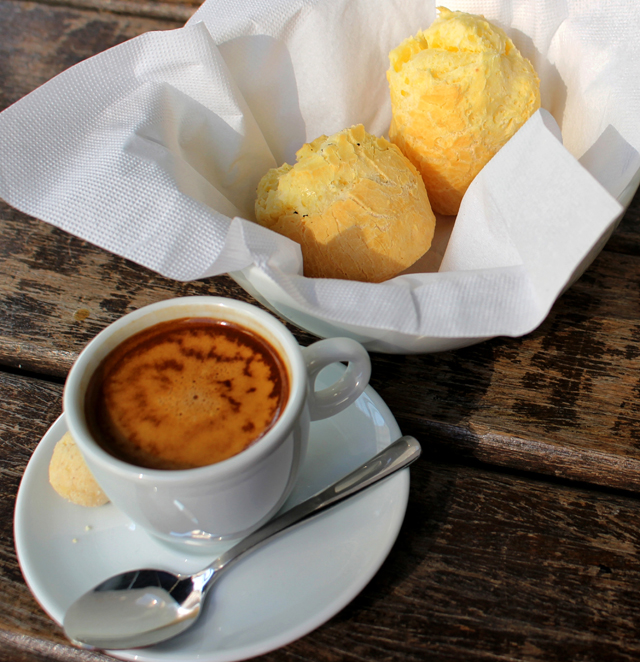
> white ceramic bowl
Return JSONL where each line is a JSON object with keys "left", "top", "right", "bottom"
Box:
{"left": 231, "top": 170, "right": 640, "bottom": 354}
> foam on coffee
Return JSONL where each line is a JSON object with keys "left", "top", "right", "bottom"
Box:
{"left": 86, "top": 317, "right": 289, "bottom": 470}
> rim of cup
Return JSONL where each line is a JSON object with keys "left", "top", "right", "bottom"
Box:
{"left": 63, "top": 296, "right": 308, "bottom": 483}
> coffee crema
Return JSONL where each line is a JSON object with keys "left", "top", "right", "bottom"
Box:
{"left": 86, "top": 317, "right": 290, "bottom": 470}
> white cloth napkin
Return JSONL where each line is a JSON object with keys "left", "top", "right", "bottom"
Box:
{"left": 0, "top": 0, "right": 638, "bottom": 340}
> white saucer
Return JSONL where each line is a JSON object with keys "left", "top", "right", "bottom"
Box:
{"left": 14, "top": 364, "right": 408, "bottom": 662}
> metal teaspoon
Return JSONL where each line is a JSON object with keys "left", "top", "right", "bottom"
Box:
{"left": 63, "top": 435, "right": 421, "bottom": 651}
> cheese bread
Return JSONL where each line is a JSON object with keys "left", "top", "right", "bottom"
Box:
{"left": 387, "top": 7, "right": 541, "bottom": 215}
{"left": 255, "top": 124, "right": 436, "bottom": 282}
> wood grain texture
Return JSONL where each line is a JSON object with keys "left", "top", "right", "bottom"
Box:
{"left": 0, "top": 373, "right": 96, "bottom": 659}
{"left": 370, "top": 206, "right": 640, "bottom": 490}
{"left": 0, "top": 0, "right": 185, "bottom": 112}
{"left": 21, "top": 0, "right": 201, "bottom": 22}
{"left": 0, "top": 203, "right": 318, "bottom": 377}
{"left": 3, "top": 372, "right": 640, "bottom": 661}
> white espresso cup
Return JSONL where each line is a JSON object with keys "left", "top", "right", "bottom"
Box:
{"left": 63, "top": 296, "right": 371, "bottom": 548}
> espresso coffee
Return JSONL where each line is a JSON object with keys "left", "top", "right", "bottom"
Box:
{"left": 86, "top": 317, "right": 289, "bottom": 470}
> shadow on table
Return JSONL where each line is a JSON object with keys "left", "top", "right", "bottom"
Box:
{"left": 330, "top": 339, "right": 500, "bottom": 607}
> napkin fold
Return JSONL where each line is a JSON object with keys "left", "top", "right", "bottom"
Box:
{"left": 0, "top": 0, "right": 638, "bottom": 343}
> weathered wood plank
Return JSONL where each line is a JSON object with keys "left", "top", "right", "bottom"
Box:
{"left": 0, "top": 0, "right": 185, "bottom": 112}
{"left": 20, "top": 0, "right": 201, "bottom": 22}
{"left": 0, "top": 204, "right": 265, "bottom": 376}
{"left": 370, "top": 209, "right": 640, "bottom": 490}
{"left": 0, "top": 372, "right": 113, "bottom": 661}
{"left": 606, "top": 189, "right": 640, "bottom": 257}
{"left": 3, "top": 372, "right": 640, "bottom": 662}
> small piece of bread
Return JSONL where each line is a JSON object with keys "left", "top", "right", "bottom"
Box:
{"left": 387, "top": 7, "right": 541, "bottom": 215}
{"left": 49, "top": 431, "right": 109, "bottom": 507}
{"left": 254, "top": 124, "right": 436, "bottom": 282}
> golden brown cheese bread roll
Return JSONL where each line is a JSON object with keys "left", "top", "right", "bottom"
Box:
{"left": 387, "top": 7, "right": 541, "bottom": 216}
{"left": 49, "top": 431, "right": 109, "bottom": 507}
{"left": 254, "top": 124, "right": 436, "bottom": 282}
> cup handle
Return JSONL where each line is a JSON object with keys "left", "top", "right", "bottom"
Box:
{"left": 301, "top": 338, "right": 371, "bottom": 421}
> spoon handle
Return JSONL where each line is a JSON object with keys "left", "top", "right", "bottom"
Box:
{"left": 207, "top": 435, "right": 420, "bottom": 582}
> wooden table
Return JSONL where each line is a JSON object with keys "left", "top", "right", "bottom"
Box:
{"left": 3, "top": 1, "right": 640, "bottom": 660}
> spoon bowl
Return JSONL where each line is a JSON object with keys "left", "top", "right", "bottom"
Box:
{"left": 63, "top": 435, "right": 421, "bottom": 651}
{"left": 65, "top": 569, "right": 208, "bottom": 649}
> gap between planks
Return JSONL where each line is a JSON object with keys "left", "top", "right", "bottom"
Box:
{"left": 8, "top": 0, "right": 202, "bottom": 22}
